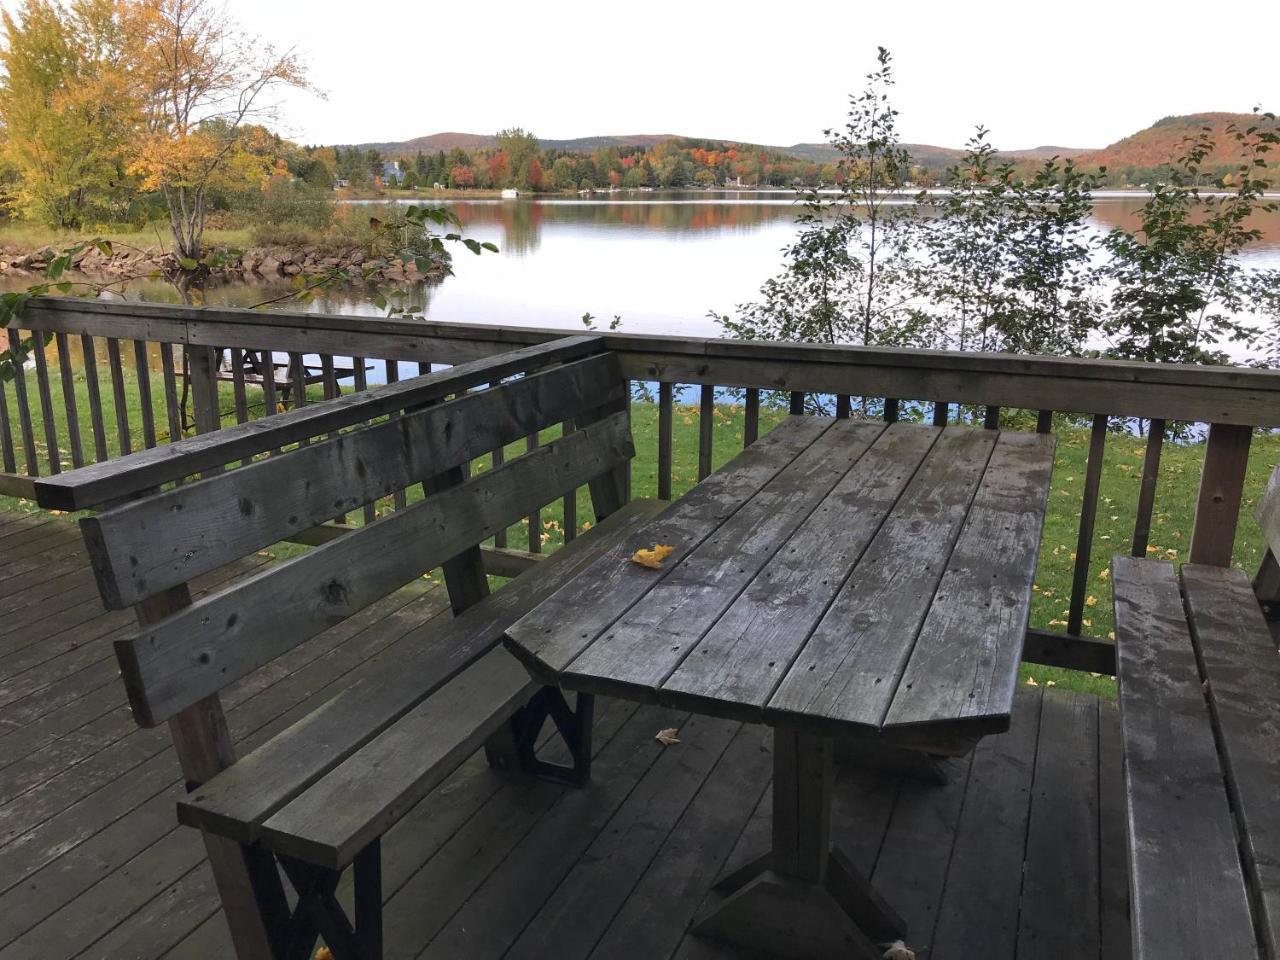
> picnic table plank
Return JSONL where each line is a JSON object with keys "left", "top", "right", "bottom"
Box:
{"left": 764, "top": 427, "right": 997, "bottom": 736}
{"left": 1181, "top": 562, "right": 1280, "bottom": 958}
{"left": 504, "top": 415, "right": 834, "bottom": 682}
{"left": 659, "top": 422, "right": 940, "bottom": 721}
{"left": 883, "top": 431, "right": 1055, "bottom": 734}
{"left": 1111, "top": 556, "right": 1256, "bottom": 960}
{"left": 562, "top": 419, "right": 886, "bottom": 700}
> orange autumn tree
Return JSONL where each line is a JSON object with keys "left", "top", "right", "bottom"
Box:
{"left": 125, "top": 0, "right": 309, "bottom": 267}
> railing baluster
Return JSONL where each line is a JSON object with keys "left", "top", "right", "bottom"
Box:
{"left": 983, "top": 405, "right": 1000, "bottom": 430}
{"left": 492, "top": 389, "right": 507, "bottom": 546}
{"left": 55, "top": 333, "right": 83, "bottom": 468}
{"left": 8, "top": 330, "right": 39, "bottom": 474}
{"left": 322, "top": 354, "right": 338, "bottom": 401}
{"left": 744, "top": 388, "right": 760, "bottom": 447}
{"left": 1189, "top": 422, "right": 1253, "bottom": 567}
{"left": 81, "top": 334, "right": 108, "bottom": 461}
{"left": 383, "top": 358, "right": 405, "bottom": 510}
{"left": 1131, "top": 418, "right": 1165, "bottom": 558}
{"left": 160, "top": 342, "right": 182, "bottom": 444}
{"left": 562, "top": 419, "right": 577, "bottom": 542}
{"left": 133, "top": 341, "right": 157, "bottom": 449}
{"left": 288, "top": 351, "right": 307, "bottom": 411}
{"left": 789, "top": 391, "right": 804, "bottom": 415}
{"left": 526, "top": 430, "right": 541, "bottom": 553}
{"left": 658, "top": 381, "right": 673, "bottom": 501}
{"left": 1068, "top": 414, "right": 1108, "bottom": 635}
{"left": 1036, "top": 409, "right": 1053, "bottom": 434}
{"left": 260, "top": 349, "right": 278, "bottom": 418}
{"left": 835, "top": 394, "right": 850, "bottom": 420}
{"left": 352, "top": 357, "right": 376, "bottom": 526}
{"left": 0, "top": 362, "right": 15, "bottom": 473}
{"left": 31, "top": 332, "right": 60, "bottom": 473}
{"left": 932, "top": 401, "right": 948, "bottom": 426}
{"left": 884, "top": 398, "right": 899, "bottom": 423}
{"left": 105, "top": 337, "right": 131, "bottom": 456}
{"left": 698, "top": 385, "right": 714, "bottom": 481}
{"left": 230, "top": 349, "right": 249, "bottom": 425}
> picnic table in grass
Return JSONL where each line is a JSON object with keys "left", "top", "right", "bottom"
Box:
{"left": 505, "top": 415, "right": 1056, "bottom": 959}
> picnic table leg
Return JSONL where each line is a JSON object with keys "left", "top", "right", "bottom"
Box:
{"left": 693, "top": 728, "right": 905, "bottom": 959}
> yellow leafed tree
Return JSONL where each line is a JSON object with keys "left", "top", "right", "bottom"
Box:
{"left": 0, "top": 0, "right": 138, "bottom": 228}
{"left": 124, "top": 0, "right": 309, "bottom": 266}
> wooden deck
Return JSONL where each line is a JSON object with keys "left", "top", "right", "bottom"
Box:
{"left": 0, "top": 509, "right": 1131, "bottom": 960}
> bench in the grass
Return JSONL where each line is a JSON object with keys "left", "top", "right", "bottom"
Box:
{"left": 1111, "top": 465, "right": 1280, "bottom": 960}
{"left": 34, "top": 335, "right": 659, "bottom": 960}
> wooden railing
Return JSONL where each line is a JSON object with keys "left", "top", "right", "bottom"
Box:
{"left": 7, "top": 296, "right": 1280, "bottom": 675}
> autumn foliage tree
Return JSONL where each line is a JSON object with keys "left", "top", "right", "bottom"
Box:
{"left": 124, "top": 0, "right": 309, "bottom": 266}
{"left": 0, "top": 0, "right": 137, "bottom": 228}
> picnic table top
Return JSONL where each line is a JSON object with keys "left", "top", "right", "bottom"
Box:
{"left": 505, "top": 415, "right": 1056, "bottom": 751}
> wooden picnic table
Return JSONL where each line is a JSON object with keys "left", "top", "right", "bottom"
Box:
{"left": 505, "top": 415, "right": 1056, "bottom": 959}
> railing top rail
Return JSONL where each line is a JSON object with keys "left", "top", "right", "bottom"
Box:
{"left": 10, "top": 296, "right": 1280, "bottom": 425}
{"left": 30, "top": 333, "right": 604, "bottom": 512}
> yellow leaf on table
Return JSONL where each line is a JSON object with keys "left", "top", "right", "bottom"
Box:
{"left": 631, "top": 544, "right": 676, "bottom": 569}
{"left": 655, "top": 727, "right": 681, "bottom": 746}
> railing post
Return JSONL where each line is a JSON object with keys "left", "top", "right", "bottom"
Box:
{"left": 1189, "top": 423, "right": 1253, "bottom": 567}
{"left": 189, "top": 346, "right": 222, "bottom": 436}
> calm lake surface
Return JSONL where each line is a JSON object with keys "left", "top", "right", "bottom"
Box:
{"left": 44, "top": 191, "right": 1280, "bottom": 360}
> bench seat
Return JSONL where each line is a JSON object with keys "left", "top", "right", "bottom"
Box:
{"left": 179, "top": 497, "right": 664, "bottom": 868}
{"left": 1112, "top": 556, "right": 1275, "bottom": 960}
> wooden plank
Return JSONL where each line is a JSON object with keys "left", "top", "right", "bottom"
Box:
{"left": 1110, "top": 556, "right": 1256, "bottom": 960}
{"left": 32, "top": 336, "right": 606, "bottom": 512}
{"left": 53, "top": 333, "right": 83, "bottom": 468}
{"left": 1022, "top": 628, "right": 1117, "bottom": 675}
{"left": 562, "top": 420, "right": 578, "bottom": 541}
{"left": 1015, "top": 688, "right": 1100, "bottom": 960}
{"left": 288, "top": 351, "right": 306, "bottom": 411}
{"left": 744, "top": 388, "right": 760, "bottom": 445}
{"left": 229, "top": 349, "right": 249, "bottom": 425}
{"left": 491, "top": 416, "right": 506, "bottom": 546}
{"left": 765, "top": 427, "right": 997, "bottom": 735}
{"left": 884, "top": 432, "right": 1055, "bottom": 733}
{"left": 884, "top": 397, "right": 899, "bottom": 422}
{"left": 352, "top": 357, "right": 376, "bottom": 526}
{"left": 160, "top": 341, "right": 182, "bottom": 444}
{"left": 0, "top": 361, "right": 16, "bottom": 473}
{"left": 1069, "top": 414, "right": 1107, "bottom": 634}
{"left": 1036, "top": 409, "right": 1052, "bottom": 433}
{"left": 132, "top": 340, "right": 157, "bottom": 449}
{"left": 178, "top": 501, "right": 663, "bottom": 845}
{"left": 698, "top": 384, "right": 714, "bottom": 481}
{"left": 31, "top": 333, "right": 60, "bottom": 474}
{"left": 111, "top": 414, "right": 633, "bottom": 726}
{"left": 983, "top": 404, "right": 1000, "bottom": 430}
{"left": 526, "top": 430, "right": 541, "bottom": 553}
{"left": 7, "top": 329, "right": 39, "bottom": 474}
{"left": 505, "top": 415, "right": 832, "bottom": 682}
{"left": 660, "top": 422, "right": 935, "bottom": 720}
{"left": 80, "top": 334, "right": 109, "bottom": 461}
{"left": 1190, "top": 422, "right": 1252, "bottom": 566}
{"left": 1097, "top": 698, "right": 1132, "bottom": 960}
{"left": 930, "top": 688, "right": 1042, "bottom": 960}
{"left": 789, "top": 391, "right": 803, "bottom": 415}
{"left": 260, "top": 646, "right": 535, "bottom": 867}
{"left": 104, "top": 337, "right": 131, "bottom": 456}
{"left": 1131, "top": 418, "right": 1165, "bottom": 557}
{"left": 836, "top": 394, "right": 850, "bottom": 419}
{"left": 932, "top": 400, "right": 948, "bottom": 426}
{"left": 658, "top": 381, "right": 673, "bottom": 500}
{"left": 82, "top": 355, "right": 626, "bottom": 608}
{"left": 1257, "top": 464, "right": 1280, "bottom": 561}
{"left": 1181, "top": 563, "right": 1280, "bottom": 959}
{"left": 565, "top": 419, "right": 885, "bottom": 701}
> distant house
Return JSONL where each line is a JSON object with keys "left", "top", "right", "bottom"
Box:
{"left": 333, "top": 177, "right": 350, "bottom": 190}
{"left": 381, "top": 161, "right": 403, "bottom": 186}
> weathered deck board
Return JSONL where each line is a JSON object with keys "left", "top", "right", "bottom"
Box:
{"left": 0, "top": 511, "right": 1125, "bottom": 960}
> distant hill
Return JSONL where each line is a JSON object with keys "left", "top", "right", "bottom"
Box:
{"left": 352, "top": 132, "right": 686, "bottom": 155}
{"left": 1078, "top": 112, "right": 1279, "bottom": 172}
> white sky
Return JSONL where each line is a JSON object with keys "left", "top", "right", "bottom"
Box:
{"left": 27, "top": 0, "right": 1280, "bottom": 150}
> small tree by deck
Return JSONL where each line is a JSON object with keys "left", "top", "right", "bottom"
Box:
{"left": 126, "top": 0, "right": 308, "bottom": 268}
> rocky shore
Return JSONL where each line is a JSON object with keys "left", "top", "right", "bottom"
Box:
{"left": 0, "top": 243, "right": 445, "bottom": 284}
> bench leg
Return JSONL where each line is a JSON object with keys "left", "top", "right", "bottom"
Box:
{"left": 272, "top": 839, "right": 383, "bottom": 960}
{"left": 484, "top": 686, "right": 594, "bottom": 787}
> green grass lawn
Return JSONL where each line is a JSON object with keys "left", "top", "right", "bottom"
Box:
{"left": 5, "top": 357, "right": 1277, "bottom": 700}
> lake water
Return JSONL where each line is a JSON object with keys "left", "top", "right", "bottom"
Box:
{"left": 29, "top": 190, "right": 1280, "bottom": 360}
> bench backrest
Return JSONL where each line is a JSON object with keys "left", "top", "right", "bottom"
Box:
{"left": 68, "top": 342, "right": 631, "bottom": 728}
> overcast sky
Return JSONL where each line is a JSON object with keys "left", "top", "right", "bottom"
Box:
{"left": 66, "top": 0, "right": 1280, "bottom": 149}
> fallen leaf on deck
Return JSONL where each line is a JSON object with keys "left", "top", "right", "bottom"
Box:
{"left": 881, "top": 941, "right": 916, "bottom": 960}
{"left": 655, "top": 727, "right": 681, "bottom": 746}
{"left": 631, "top": 544, "right": 676, "bottom": 569}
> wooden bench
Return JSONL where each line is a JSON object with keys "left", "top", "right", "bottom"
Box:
{"left": 1111, "top": 465, "right": 1280, "bottom": 960}
{"left": 34, "top": 335, "right": 661, "bottom": 960}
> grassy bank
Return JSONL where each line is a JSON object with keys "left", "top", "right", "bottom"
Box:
{"left": 4, "top": 360, "right": 1276, "bottom": 698}
{"left": 0, "top": 222, "right": 254, "bottom": 254}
